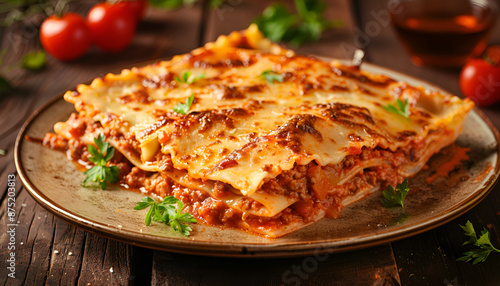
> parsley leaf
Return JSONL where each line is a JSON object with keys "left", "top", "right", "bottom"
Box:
{"left": 253, "top": 0, "right": 342, "bottom": 46}
{"left": 134, "top": 196, "right": 197, "bottom": 236}
{"left": 173, "top": 93, "right": 194, "bottom": 115}
{"left": 174, "top": 71, "right": 205, "bottom": 84}
{"left": 0, "top": 149, "right": 5, "bottom": 156}
{"left": 82, "top": 133, "right": 119, "bottom": 190}
{"left": 457, "top": 221, "right": 500, "bottom": 264}
{"left": 261, "top": 70, "right": 284, "bottom": 84}
{"left": 382, "top": 99, "right": 410, "bottom": 120}
{"left": 21, "top": 50, "right": 46, "bottom": 71}
{"left": 381, "top": 179, "right": 409, "bottom": 209}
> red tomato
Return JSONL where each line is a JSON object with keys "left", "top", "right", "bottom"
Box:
{"left": 86, "top": 3, "right": 136, "bottom": 52}
{"left": 460, "top": 46, "right": 500, "bottom": 106}
{"left": 117, "top": 0, "right": 148, "bottom": 21}
{"left": 39, "top": 13, "right": 90, "bottom": 61}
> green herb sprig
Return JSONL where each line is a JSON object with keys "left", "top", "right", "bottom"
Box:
{"left": 82, "top": 133, "right": 119, "bottom": 190}
{"left": 175, "top": 71, "right": 205, "bottom": 84}
{"left": 381, "top": 179, "right": 409, "bottom": 209}
{"left": 173, "top": 93, "right": 194, "bottom": 115}
{"left": 253, "top": 0, "right": 342, "bottom": 46}
{"left": 21, "top": 50, "right": 46, "bottom": 71}
{"left": 457, "top": 220, "right": 500, "bottom": 264}
{"left": 134, "top": 196, "right": 197, "bottom": 236}
{"left": 383, "top": 99, "right": 410, "bottom": 120}
{"left": 261, "top": 70, "right": 284, "bottom": 84}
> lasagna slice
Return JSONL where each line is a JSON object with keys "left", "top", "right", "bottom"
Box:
{"left": 45, "top": 24, "right": 474, "bottom": 237}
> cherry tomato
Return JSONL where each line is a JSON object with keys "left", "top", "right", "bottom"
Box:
{"left": 459, "top": 46, "right": 500, "bottom": 106}
{"left": 117, "top": 0, "right": 148, "bottom": 21}
{"left": 39, "top": 13, "right": 90, "bottom": 61}
{"left": 86, "top": 2, "right": 136, "bottom": 52}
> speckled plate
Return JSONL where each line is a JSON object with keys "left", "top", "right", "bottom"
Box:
{"left": 15, "top": 62, "right": 500, "bottom": 258}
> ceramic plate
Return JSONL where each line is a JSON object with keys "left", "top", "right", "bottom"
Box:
{"left": 15, "top": 62, "right": 500, "bottom": 258}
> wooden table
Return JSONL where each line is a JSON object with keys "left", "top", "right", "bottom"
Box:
{"left": 1, "top": 0, "right": 500, "bottom": 284}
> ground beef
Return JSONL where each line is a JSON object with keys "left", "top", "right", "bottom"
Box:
{"left": 234, "top": 197, "right": 264, "bottom": 212}
{"left": 260, "top": 164, "right": 310, "bottom": 200}
{"left": 123, "top": 167, "right": 148, "bottom": 189}
{"left": 43, "top": 133, "right": 67, "bottom": 150}
{"left": 157, "top": 153, "right": 174, "bottom": 172}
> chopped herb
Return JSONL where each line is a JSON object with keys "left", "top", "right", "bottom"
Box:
{"left": 457, "top": 220, "right": 500, "bottom": 264}
{"left": 261, "top": 70, "right": 284, "bottom": 84}
{"left": 21, "top": 50, "right": 46, "bottom": 71}
{"left": 253, "top": 0, "right": 342, "bottom": 46}
{"left": 82, "top": 133, "right": 119, "bottom": 190}
{"left": 0, "top": 149, "right": 5, "bottom": 156}
{"left": 173, "top": 93, "right": 194, "bottom": 115}
{"left": 174, "top": 71, "right": 205, "bottom": 84}
{"left": 381, "top": 179, "right": 409, "bottom": 209}
{"left": 134, "top": 196, "right": 197, "bottom": 236}
{"left": 383, "top": 99, "right": 410, "bottom": 120}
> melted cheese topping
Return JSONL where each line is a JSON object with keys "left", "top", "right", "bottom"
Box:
{"left": 57, "top": 24, "right": 474, "bottom": 208}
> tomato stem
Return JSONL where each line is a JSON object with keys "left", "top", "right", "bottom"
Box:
{"left": 483, "top": 46, "right": 500, "bottom": 67}
{"left": 54, "top": 0, "right": 72, "bottom": 18}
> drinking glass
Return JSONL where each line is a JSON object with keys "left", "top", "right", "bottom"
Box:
{"left": 389, "top": 0, "right": 498, "bottom": 67}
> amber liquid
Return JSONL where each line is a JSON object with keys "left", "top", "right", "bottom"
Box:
{"left": 392, "top": 7, "right": 495, "bottom": 67}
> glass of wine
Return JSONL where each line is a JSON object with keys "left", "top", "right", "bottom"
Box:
{"left": 389, "top": 0, "right": 498, "bottom": 67}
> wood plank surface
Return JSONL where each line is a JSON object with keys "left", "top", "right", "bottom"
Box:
{"left": 151, "top": 244, "right": 399, "bottom": 286}
{"left": 1, "top": 0, "right": 500, "bottom": 285}
{"left": 45, "top": 218, "right": 86, "bottom": 286}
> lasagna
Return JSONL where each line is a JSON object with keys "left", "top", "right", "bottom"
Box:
{"left": 44, "top": 24, "right": 474, "bottom": 237}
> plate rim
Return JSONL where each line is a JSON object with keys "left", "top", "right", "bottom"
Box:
{"left": 14, "top": 60, "right": 500, "bottom": 258}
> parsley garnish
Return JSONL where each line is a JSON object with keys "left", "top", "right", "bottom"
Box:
{"left": 261, "top": 70, "right": 284, "bottom": 84}
{"left": 381, "top": 179, "right": 409, "bottom": 209}
{"left": 253, "top": 0, "right": 342, "bottom": 46}
{"left": 173, "top": 93, "right": 195, "bottom": 115}
{"left": 134, "top": 196, "right": 197, "bottom": 236}
{"left": 457, "top": 220, "right": 500, "bottom": 264}
{"left": 0, "top": 149, "right": 5, "bottom": 156}
{"left": 82, "top": 133, "right": 119, "bottom": 190}
{"left": 382, "top": 99, "right": 410, "bottom": 120}
{"left": 174, "top": 71, "right": 205, "bottom": 84}
{"left": 21, "top": 50, "right": 46, "bottom": 71}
